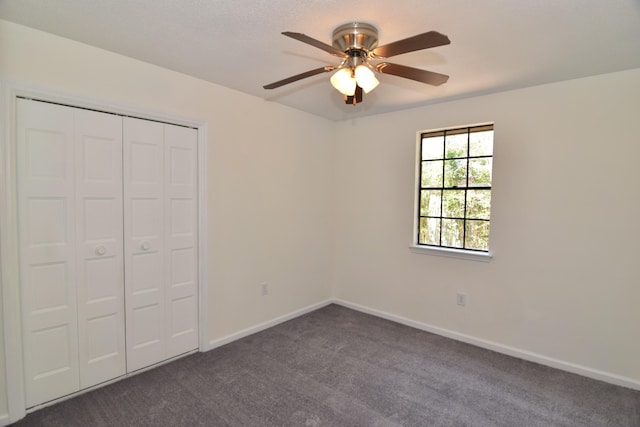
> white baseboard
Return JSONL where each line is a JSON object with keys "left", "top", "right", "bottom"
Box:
{"left": 202, "top": 297, "right": 639, "bottom": 391}
{"left": 0, "top": 413, "right": 9, "bottom": 427}
{"left": 206, "top": 299, "right": 333, "bottom": 351}
{"left": 333, "top": 298, "right": 640, "bottom": 391}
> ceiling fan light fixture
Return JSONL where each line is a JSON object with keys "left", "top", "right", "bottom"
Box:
{"left": 330, "top": 67, "right": 356, "bottom": 96}
{"left": 354, "top": 64, "right": 379, "bottom": 94}
{"left": 264, "top": 22, "right": 451, "bottom": 107}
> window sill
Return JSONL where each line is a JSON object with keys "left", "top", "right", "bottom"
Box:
{"left": 409, "top": 245, "right": 493, "bottom": 262}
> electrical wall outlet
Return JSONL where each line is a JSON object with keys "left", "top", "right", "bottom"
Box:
{"left": 261, "top": 282, "right": 269, "bottom": 296}
{"left": 456, "top": 292, "right": 466, "bottom": 306}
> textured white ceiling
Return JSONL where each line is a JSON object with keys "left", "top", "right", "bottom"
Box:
{"left": 1, "top": 0, "right": 640, "bottom": 121}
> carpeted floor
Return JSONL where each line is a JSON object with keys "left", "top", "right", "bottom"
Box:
{"left": 11, "top": 304, "right": 640, "bottom": 426}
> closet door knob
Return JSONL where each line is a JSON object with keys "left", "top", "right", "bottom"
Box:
{"left": 141, "top": 242, "right": 150, "bottom": 251}
{"left": 95, "top": 245, "right": 107, "bottom": 256}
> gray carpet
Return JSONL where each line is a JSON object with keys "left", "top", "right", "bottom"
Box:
{"left": 11, "top": 304, "right": 640, "bottom": 426}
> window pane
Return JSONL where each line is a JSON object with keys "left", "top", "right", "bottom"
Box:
{"left": 442, "top": 219, "right": 464, "bottom": 248}
{"left": 444, "top": 159, "right": 467, "bottom": 188}
{"left": 465, "top": 220, "right": 490, "bottom": 250}
{"left": 442, "top": 190, "right": 465, "bottom": 218}
{"left": 420, "top": 190, "right": 441, "bottom": 216}
{"left": 469, "top": 130, "right": 493, "bottom": 157}
{"left": 421, "top": 160, "right": 443, "bottom": 187}
{"left": 422, "top": 135, "right": 444, "bottom": 160}
{"left": 445, "top": 133, "right": 467, "bottom": 158}
{"left": 419, "top": 218, "right": 440, "bottom": 245}
{"left": 466, "top": 190, "right": 491, "bottom": 220}
{"left": 468, "top": 158, "right": 492, "bottom": 187}
{"left": 418, "top": 124, "right": 493, "bottom": 253}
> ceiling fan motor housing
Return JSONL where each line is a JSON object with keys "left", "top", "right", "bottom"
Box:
{"left": 332, "top": 22, "right": 379, "bottom": 54}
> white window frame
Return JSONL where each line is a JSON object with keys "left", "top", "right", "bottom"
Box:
{"left": 410, "top": 123, "right": 494, "bottom": 262}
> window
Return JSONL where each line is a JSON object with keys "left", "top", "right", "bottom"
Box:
{"left": 416, "top": 124, "right": 493, "bottom": 252}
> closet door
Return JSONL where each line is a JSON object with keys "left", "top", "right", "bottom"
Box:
{"left": 164, "top": 125, "right": 198, "bottom": 358}
{"left": 74, "top": 109, "right": 126, "bottom": 388}
{"left": 123, "top": 118, "right": 199, "bottom": 372}
{"left": 123, "top": 118, "right": 167, "bottom": 371}
{"left": 18, "top": 100, "right": 127, "bottom": 406}
{"left": 18, "top": 100, "right": 198, "bottom": 406}
{"left": 17, "top": 99, "right": 80, "bottom": 407}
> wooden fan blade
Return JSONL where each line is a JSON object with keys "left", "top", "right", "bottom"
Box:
{"left": 263, "top": 66, "right": 335, "bottom": 89}
{"left": 376, "top": 63, "right": 449, "bottom": 86}
{"left": 282, "top": 32, "right": 348, "bottom": 57}
{"left": 372, "top": 31, "right": 450, "bottom": 59}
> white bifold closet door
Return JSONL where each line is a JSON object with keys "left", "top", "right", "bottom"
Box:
{"left": 17, "top": 99, "right": 126, "bottom": 407}
{"left": 74, "top": 109, "right": 126, "bottom": 389}
{"left": 123, "top": 117, "right": 198, "bottom": 372}
{"left": 17, "top": 99, "right": 198, "bottom": 408}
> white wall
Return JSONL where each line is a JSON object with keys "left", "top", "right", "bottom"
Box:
{"left": 0, "top": 19, "right": 334, "bottom": 421}
{"left": 333, "top": 68, "right": 640, "bottom": 386}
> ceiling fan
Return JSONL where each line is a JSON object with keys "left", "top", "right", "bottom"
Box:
{"left": 263, "top": 22, "right": 451, "bottom": 105}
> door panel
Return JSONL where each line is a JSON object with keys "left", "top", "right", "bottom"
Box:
{"left": 164, "top": 125, "right": 198, "bottom": 358}
{"left": 123, "top": 117, "right": 166, "bottom": 372}
{"left": 74, "top": 108, "right": 126, "bottom": 389}
{"left": 17, "top": 99, "right": 80, "bottom": 407}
